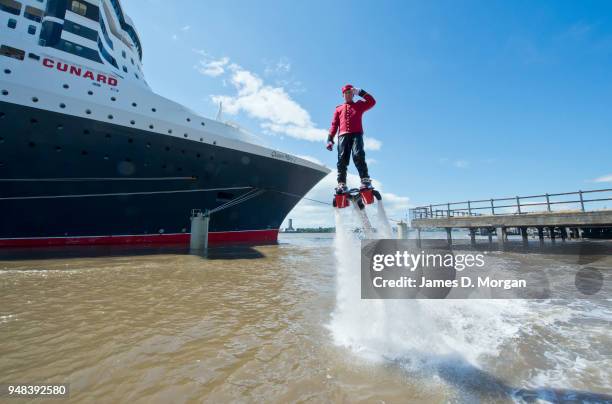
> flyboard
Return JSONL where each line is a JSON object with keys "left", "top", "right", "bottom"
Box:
{"left": 333, "top": 186, "right": 383, "bottom": 236}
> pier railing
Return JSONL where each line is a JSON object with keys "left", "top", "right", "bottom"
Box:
{"left": 410, "top": 188, "right": 612, "bottom": 220}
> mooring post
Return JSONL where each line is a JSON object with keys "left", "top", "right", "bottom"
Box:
{"left": 488, "top": 228, "right": 493, "bottom": 244}
{"left": 549, "top": 226, "right": 556, "bottom": 242}
{"left": 537, "top": 227, "right": 544, "bottom": 245}
{"left": 469, "top": 228, "right": 476, "bottom": 246}
{"left": 561, "top": 227, "right": 568, "bottom": 241}
{"left": 190, "top": 209, "right": 210, "bottom": 253}
{"left": 446, "top": 227, "right": 452, "bottom": 246}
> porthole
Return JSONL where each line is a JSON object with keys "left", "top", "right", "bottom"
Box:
{"left": 0, "top": 161, "right": 4, "bottom": 167}
{"left": 164, "top": 146, "right": 170, "bottom": 151}
{"left": 55, "top": 146, "right": 62, "bottom": 152}
{"left": 0, "top": 112, "right": 4, "bottom": 119}
{"left": 4, "top": 69, "right": 11, "bottom": 74}
{"left": 108, "top": 114, "right": 113, "bottom": 120}
{"left": 1, "top": 90, "right": 8, "bottom": 95}
{"left": 186, "top": 118, "right": 191, "bottom": 122}
{"left": 32, "top": 97, "right": 38, "bottom": 103}
{"left": 83, "top": 129, "right": 90, "bottom": 135}
{"left": 0, "top": 137, "right": 4, "bottom": 143}
{"left": 146, "top": 143, "right": 151, "bottom": 148}
{"left": 130, "top": 120, "right": 135, "bottom": 125}
{"left": 151, "top": 108, "right": 156, "bottom": 112}
{"left": 178, "top": 167, "right": 183, "bottom": 172}
{"left": 63, "top": 84, "right": 69, "bottom": 89}
{"left": 81, "top": 150, "right": 88, "bottom": 155}
{"left": 213, "top": 141, "right": 217, "bottom": 145}
{"left": 125, "top": 158, "right": 132, "bottom": 162}
{"left": 86, "top": 109, "right": 91, "bottom": 114}
{"left": 196, "top": 153, "right": 201, "bottom": 158}
{"left": 132, "top": 102, "right": 137, "bottom": 107}
{"left": 128, "top": 138, "right": 133, "bottom": 143}
{"left": 181, "top": 149, "right": 185, "bottom": 154}
{"left": 149, "top": 124, "right": 154, "bottom": 129}
{"left": 183, "top": 133, "right": 188, "bottom": 138}
{"left": 201, "top": 122, "right": 205, "bottom": 126}
{"left": 167, "top": 129, "right": 172, "bottom": 134}
{"left": 28, "top": 141, "right": 35, "bottom": 148}
{"left": 111, "top": 96, "right": 116, "bottom": 101}
{"left": 162, "top": 164, "right": 167, "bottom": 169}
{"left": 159, "top": 229, "right": 165, "bottom": 234}
{"left": 103, "top": 155, "right": 109, "bottom": 160}
{"left": 105, "top": 134, "right": 111, "bottom": 139}
{"left": 30, "top": 118, "right": 37, "bottom": 124}
{"left": 57, "top": 124, "right": 63, "bottom": 130}
{"left": 181, "top": 228, "right": 186, "bottom": 233}
{"left": 59, "top": 103, "right": 66, "bottom": 108}
{"left": 199, "top": 138, "right": 203, "bottom": 141}
{"left": 88, "top": 90, "right": 93, "bottom": 95}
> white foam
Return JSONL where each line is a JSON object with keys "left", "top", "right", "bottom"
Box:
{"left": 328, "top": 209, "right": 529, "bottom": 368}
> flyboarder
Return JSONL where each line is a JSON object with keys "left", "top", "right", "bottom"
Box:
{"left": 326, "top": 84, "right": 376, "bottom": 193}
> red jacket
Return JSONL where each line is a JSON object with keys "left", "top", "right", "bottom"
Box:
{"left": 329, "top": 92, "right": 376, "bottom": 139}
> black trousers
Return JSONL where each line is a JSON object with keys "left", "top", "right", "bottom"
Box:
{"left": 337, "top": 133, "right": 369, "bottom": 184}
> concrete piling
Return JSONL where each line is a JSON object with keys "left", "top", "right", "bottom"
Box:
{"left": 446, "top": 227, "right": 452, "bottom": 246}
{"left": 496, "top": 227, "right": 506, "bottom": 247}
{"left": 190, "top": 209, "right": 210, "bottom": 253}
{"left": 469, "top": 228, "right": 476, "bottom": 246}
{"left": 521, "top": 227, "right": 529, "bottom": 245}
{"left": 398, "top": 221, "right": 409, "bottom": 240}
{"left": 537, "top": 227, "right": 544, "bottom": 244}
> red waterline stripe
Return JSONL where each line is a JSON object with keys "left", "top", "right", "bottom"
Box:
{"left": 0, "top": 229, "right": 279, "bottom": 247}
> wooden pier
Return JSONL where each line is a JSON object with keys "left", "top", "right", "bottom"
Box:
{"left": 410, "top": 188, "right": 612, "bottom": 246}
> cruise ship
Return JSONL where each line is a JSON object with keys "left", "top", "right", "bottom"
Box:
{"left": 0, "top": 0, "right": 329, "bottom": 246}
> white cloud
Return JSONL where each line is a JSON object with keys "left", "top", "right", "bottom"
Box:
{"left": 196, "top": 56, "right": 230, "bottom": 77}
{"left": 264, "top": 57, "right": 291, "bottom": 75}
{"left": 171, "top": 34, "right": 178, "bottom": 41}
{"left": 181, "top": 25, "right": 191, "bottom": 31}
{"left": 210, "top": 65, "right": 328, "bottom": 142}
{"left": 364, "top": 137, "right": 382, "bottom": 151}
{"left": 454, "top": 160, "right": 469, "bottom": 168}
{"left": 593, "top": 174, "right": 612, "bottom": 183}
{"left": 282, "top": 171, "right": 410, "bottom": 228}
{"left": 190, "top": 52, "right": 380, "bottom": 147}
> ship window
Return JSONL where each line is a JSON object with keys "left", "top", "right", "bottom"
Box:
{"left": 24, "top": 5, "right": 42, "bottom": 22}
{"left": 130, "top": 57, "right": 134, "bottom": 65}
{"left": 122, "top": 50, "right": 126, "bottom": 58}
{"left": 122, "top": 65, "right": 127, "bottom": 73}
{"left": 0, "top": 0, "right": 21, "bottom": 16}
{"left": 134, "top": 73, "right": 139, "bottom": 79}
{"left": 27, "top": 24, "right": 36, "bottom": 35}
{"left": 71, "top": 1, "right": 87, "bottom": 16}
{"left": 7, "top": 18, "right": 16, "bottom": 28}
{"left": 28, "top": 52, "right": 40, "bottom": 60}
{"left": 0, "top": 45, "right": 24, "bottom": 60}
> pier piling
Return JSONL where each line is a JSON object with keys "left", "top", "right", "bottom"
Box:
{"left": 190, "top": 209, "right": 209, "bottom": 253}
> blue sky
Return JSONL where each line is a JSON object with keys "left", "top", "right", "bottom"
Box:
{"left": 123, "top": 0, "right": 612, "bottom": 225}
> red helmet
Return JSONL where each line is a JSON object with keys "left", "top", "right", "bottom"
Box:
{"left": 341, "top": 84, "right": 354, "bottom": 94}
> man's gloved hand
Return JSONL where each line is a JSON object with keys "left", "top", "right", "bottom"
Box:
{"left": 353, "top": 87, "right": 366, "bottom": 97}
{"left": 326, "top": 134, "right": 334, "bottom": 151}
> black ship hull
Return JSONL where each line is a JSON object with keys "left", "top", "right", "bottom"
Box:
{"left": 0, "top": 101, "right": 327, "bottom": 246}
